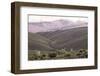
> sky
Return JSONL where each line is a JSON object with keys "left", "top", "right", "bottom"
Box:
{"left": 28, "top": 15, "right": 88, "bottom": 23}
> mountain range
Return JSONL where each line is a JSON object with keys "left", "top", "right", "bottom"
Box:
{"left": 28, "top": 27, "right": 88, "bottom": 51}
{"left": 28, "top": 19, "right": 88, "bottom": 33}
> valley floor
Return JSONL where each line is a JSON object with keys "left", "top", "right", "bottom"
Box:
{"left": 28, "top": 49, "right": 88, "bottom": 60}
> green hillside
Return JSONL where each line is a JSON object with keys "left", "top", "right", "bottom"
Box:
{"left": 38, "top": 27, "right": 88, "bottom": 50}
{"left": 28, "top": 32, "right": 53, "bottom": 51}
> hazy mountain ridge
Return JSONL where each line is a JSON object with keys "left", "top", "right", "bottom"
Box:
{"left": 29, "top": 19, "right": 87, "bottom": 33}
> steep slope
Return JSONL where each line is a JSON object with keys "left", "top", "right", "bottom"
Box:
{"left": 38, "top": 27, "right": 88, "bottom": 50}
{"left": 28, "top": 32, "right": 53, "bottom": 51}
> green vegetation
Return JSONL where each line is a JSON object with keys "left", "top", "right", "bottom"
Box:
{"left": 28, "top": 49, "right": 88, "bottom": 60}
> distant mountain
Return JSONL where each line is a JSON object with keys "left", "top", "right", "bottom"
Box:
{"left": 28, "top": 27, "right": 88, "bottom": 51}
{"left": 28, "top": 19, "right": 87, "bottom": 33}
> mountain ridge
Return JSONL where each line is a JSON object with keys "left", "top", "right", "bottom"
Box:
{"left": 28, "top": 19, "right": 87, "bottom": 33}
